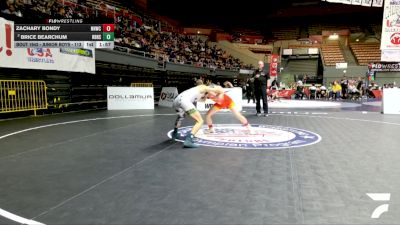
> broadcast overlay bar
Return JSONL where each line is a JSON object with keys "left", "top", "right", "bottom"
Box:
{"left": 13, "top": 22, "right": 115, "bottom": 49}
{"left": 14, "top": 32, "right": 114, "bottom": 41}
{"left": 14, "top": 24, "right": 115, "bottom": 32}
{"left": 14, "top": 41, "right": 114, "bottom": 49}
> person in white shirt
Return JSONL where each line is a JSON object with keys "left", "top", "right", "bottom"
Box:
{"left": 309, "top": 83, "right": 317, "bottom": 99}
{"left": 317, "top": 85, "right": 327, "bottom": 99}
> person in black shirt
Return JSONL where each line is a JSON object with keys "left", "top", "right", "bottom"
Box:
{"left": 253, "top": 61, "right": 270, "bottom": 116}
{"left": 356, "top": 76, "right": 364, "bottom": 96}
{"left": 246, "top": 77, "right": 255, "bottom": 103}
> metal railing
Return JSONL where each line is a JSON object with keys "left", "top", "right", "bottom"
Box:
{"left": 113, "top": 45, "right": 242, "bottom": 71}
{"left": 0, "top": 80, "right": 48, "bottom": 116}
{"left": 130, "top": 83, "right": 153, "bottom": 87}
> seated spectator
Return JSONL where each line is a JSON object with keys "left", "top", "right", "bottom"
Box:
{"left": 295, "top": 80, "right": 305, "bottom": 100}
{"left": 223, "top": 81, "right": 234, "bottom": 88}
{"left": 366, "top": 85, "right": 376, "bottom": 98}
{"left": 269, "top": 85, "right": 280, "bottom": 102}
{"left": 317, "top": 85, "right": 327, "bottom": 99}
{"left": 1, "top": 1, "right": 23, "bottom": 17}
{"left": 356, "top": 77, "right": 365, "bottom": 96}
{"left": 348, "top": 81, "right": 360, "bottom": 100}
{"left": 309, "top": 83, "right": 317, "bottom": 100}
{"left": 329, "top": 81, "right": 342, "bottom": 100}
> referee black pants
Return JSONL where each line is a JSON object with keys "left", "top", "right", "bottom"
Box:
{"left": 255, "top": 87, "right": 268, "bottom": 114}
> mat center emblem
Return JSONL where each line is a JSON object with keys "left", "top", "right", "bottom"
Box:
{"left": 168, "top": 124, "right": 321, "bottom": 149}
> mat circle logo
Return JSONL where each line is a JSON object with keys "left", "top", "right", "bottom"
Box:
{"left": 168, "top": 124, "right": 321, "bottom": 149}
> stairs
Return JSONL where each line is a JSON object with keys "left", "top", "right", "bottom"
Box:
{"left": 340, "top": 45, "right": 357, "bottom": 66}
{"left": 213, "top": 41, "right": 263, "bottom": 65}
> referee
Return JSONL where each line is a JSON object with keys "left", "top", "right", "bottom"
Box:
{"left": 253, "top": 60, "right": 270, "bottom": 116}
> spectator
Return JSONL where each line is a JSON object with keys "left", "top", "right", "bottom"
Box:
{"left": 356, "top": 77, "right": 365, "bottom": 97}
{"left": 223, "top": 81, "right": 234, "bottom": 88}
{"left": 330, "top": 81, "right": 342, "bottom": 100}
{"left": 348, "top": 81, "right": 360, "bottom": 100}
{"left": 2, "top": 2, "right": 22, "bottom": 17}
{"left": 341, "top": 76, "right": 348, "bottom": 99}
{"left": 295, "top": 80, "right": 305, "bottom": 100}
{"left": 317, "top": 84, "right": 327, "bottom": 99}
{"left": 309, "top": 83, "right": 317, "bottom": 99}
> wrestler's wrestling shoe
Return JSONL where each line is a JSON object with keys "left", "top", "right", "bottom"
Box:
{"left": 171, "top": 131, "right": 180, "bottom": 140}
{"left": 203, "top": 127, "right": 215, "bottom": 134}
{"left": 183, "top": 134, "right": 199, "bottom": 148}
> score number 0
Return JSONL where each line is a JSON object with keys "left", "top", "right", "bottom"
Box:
{"left": 102, "top": 24, "right": 115, "bottom": 32}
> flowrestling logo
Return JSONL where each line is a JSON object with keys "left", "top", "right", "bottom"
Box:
{"left": 168, "top": 124, "right": 321, "bottom": 149}
{"left": 367, "top": 193, "right": 391, "bottom": 219}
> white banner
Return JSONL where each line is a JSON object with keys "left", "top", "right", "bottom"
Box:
{"left": 372, "top": 0, "right": 384, "bottom": 7}
{"left": 158, "top": 87, "right": 178, "bottom": 107}
{"left": 239, "top": 69, "right": 254, "bottom": 74}
{"left": 381, "top": 49, "right": 400, "bottom": 61}
{"left": 197, "top": 87, "right": 243, "bottom": 112}
{"left": 0, "top": 17, "right": 95, "bottom": 74}
{"left": 362, "top": 0, "right": 372, "bottom": 6}
{"left": 352, "top": 0, "right": 362, "bottom": 5}
{"left": 336, "top": 62, "right": 348, "bottom": 69}
{"left": 107, "top": 87, "right": 154, "bottom": 110}
{"left": 308, "top": 48, "right": 319, "bottom": 54}
{"left": 342, "top": 0, "right": 353, "bottom": 4}
{"left": 382, "top": 88, "right": 400, "bottom": 114}
{"left": 282, "top": 49, "right": 293, "bottom": 55}
{"left": 381, "top": 0, "right": 400, "bottom": 50}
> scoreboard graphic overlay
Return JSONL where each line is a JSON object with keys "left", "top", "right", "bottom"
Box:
{"left": 13, "top": 19, "right": 114, "bottom": 49}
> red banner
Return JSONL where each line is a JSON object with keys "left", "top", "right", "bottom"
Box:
{"left": 269, "top": 54, "right": 279, "bottom": 77}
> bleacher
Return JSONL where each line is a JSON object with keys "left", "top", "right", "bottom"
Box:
{"left": 85, "top": 0, "right": 127, "bottom": 10}
{"left": 1, "top": 0, "right": 246, "bottom": 115}
{"left": 287, "top": 59, "right": 318, "bottom": 75}
{"left": 320, "top": 44, "right": 346, "bottom": 66}
{"left": 349, "top": 43, "right": 381, "bottom": 66}
{"left": 307, "top": 24, "right": 321, "bottom": 36}
{"left": 288, "top": 44, "right": 321, "bottom": 49}
{"left": 272, "top": 27, "right": 300, "bottom": 40}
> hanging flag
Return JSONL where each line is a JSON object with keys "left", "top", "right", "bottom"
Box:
{"left": 269, "top": 54, "right": 279, "bottom": 77}
{"left": 352, "top": 0, "right": 362, "bottom": 5}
